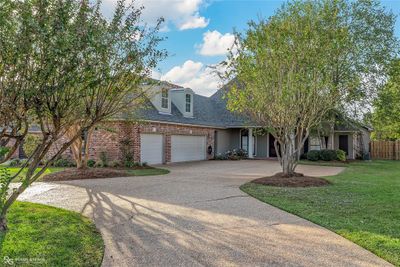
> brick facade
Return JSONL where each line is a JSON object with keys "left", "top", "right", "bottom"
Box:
{"left": 51, "top": 121, "right": 216, "bottom": 164}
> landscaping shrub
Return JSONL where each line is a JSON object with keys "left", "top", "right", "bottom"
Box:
{"left": 225, "top": 148, "right": 248, "bottom": 160}
{"left": 215, "top": 153, "right": 228, "bottom": 160}
{"left": 320, "top": 149, "right": 337, "bottom": 161}
{"left": 336, "top": 150, "right": 346, "bottom": 161}
{"left": 119, "top": 139, "right": 135, "bottom": 168}
{"left": 306, "top": 150, "right": 321, "bottom": 161}
{"left": 363, "top": 152, "right": 371, "bottom": 161}
{"left": 8, "top": 158, "right": 21, "bottom": 167}
{"left": 94, "top": 161, "right": 103, "bottom": 168}
{"left": 53, "top": 158, "right": 75, "bottom": 167}
{"left": 87, "top": 159, "right": 96, "bottom": 168}
{"left": 0, "top": 147, "right": 10, "bottom": 161}
{"left": 99, "top": 151, "right": 109, "bottom": 167}
{"left": 109, "top": 161, "right": 121, "bottom": 168}
{"left": 124, "top": 160, "right": 134, "bottom": 168}
{"left": 235, "top": 148, "right": 248, "bottom": 159}
{"left": 23, "top": 134, "right": 41, "bottom": 157}
{"left": 215, "top": 149, "right": 248, "bottom": 161}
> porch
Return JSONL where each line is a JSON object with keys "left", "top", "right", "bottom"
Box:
{"left": 215, "top": 128, "right": 359, "bottom": 160}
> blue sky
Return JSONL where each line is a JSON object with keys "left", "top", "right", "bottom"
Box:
{"left": 158, "top": 1, "right": 285, "bottom": 71}
{"left": 104, "top": 0, "right": 400, "bottom": 96}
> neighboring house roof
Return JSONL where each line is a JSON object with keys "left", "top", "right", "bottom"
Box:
{"left": 334, "top": 113, "right": 371, "bottom": 132}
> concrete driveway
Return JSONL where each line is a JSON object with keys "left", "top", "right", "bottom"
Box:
{"left": 19, "top": 160, "right": 391, "bottom": 267}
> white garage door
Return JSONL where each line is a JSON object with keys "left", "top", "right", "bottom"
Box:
{"left": 140, "top": 134, "right": 163, "bottom": 164}
{"left": 171, "top": 135, "right": 206, "bottom": 163}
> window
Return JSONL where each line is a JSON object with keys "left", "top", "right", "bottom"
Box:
{"left": 161, "top": 89, "right": 168, "bottom": 109}
{"left": 185, "top": 94, "right": 191, "bottom": 112}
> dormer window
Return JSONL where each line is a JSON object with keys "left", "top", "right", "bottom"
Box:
{"left": 161, "top": 89, "right": 169, "bottom": 109}
{"left": 185, "top": 94, "right": 191, "bottom": 112}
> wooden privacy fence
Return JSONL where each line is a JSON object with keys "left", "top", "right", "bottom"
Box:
{"left": 370, "top": 140, "right": 400, "bottom": 160}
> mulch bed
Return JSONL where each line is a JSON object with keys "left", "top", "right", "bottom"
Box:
{"left": 43, "top": 168, "right": 134, "bottom": 181}
{"left": 251, "top": 172, "right": 331, "bottom": 187}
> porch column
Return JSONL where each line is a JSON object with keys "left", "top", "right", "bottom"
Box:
{"left": 248, "top": 128, "right": 254, "bottom": 158}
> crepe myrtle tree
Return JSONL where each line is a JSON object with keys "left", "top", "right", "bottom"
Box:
{"left": 222, "top": 0, "right": 398, "bottom": 177}
{"left": 0, "top": 0, "right": 165, "bottom": 230}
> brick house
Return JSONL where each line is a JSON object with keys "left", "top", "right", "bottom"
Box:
{"left": 13, "top": 82, "right": 371, "bottom": 164}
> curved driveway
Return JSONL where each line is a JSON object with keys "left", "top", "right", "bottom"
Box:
{"left": 19, "top": 160, "right": 391, "bottom": 267}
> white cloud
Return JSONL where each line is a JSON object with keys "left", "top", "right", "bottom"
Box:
{"left": 179, "top": 15, "right": 209, "bottom": 30}
{"left": 160, "top": 60, "right": 224, "bottom": 96}
{"left": 151, "top": 69, "right": 162, "bottom": 80}
{"left": 102, "top": 0, "right": 209, "bottom": 31}
{"left": 197, "top": 30, "right": 235, "bottom": 56}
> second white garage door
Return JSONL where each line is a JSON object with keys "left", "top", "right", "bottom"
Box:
{"left": 141, "top": 134, "right": 163, "bottom": 164}
{"left": 171, "top": 135, "right": 206, "bottom": 163}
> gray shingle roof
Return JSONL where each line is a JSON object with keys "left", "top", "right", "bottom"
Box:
{"left": 132, "top": 91, "right": 251, "bottom": 128}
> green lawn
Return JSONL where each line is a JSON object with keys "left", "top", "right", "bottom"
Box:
{"left": 128, "top": 168, "right": 170, "bottom": 176}
{"left": 0, "top": 201, "right": 104, "bottom": 267}
{"left": 298, "top": 160, "right": 350, "bottom": 167}
{"left": 0, "top": 167, "right": 65, "bottom": 182}
{"left": 241, "top": 160, "right": 400, "bottom": 266}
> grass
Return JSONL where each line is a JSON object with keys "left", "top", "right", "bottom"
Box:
{"left": 127, "top": 167, "right": 170, "bottom": 176}
{"left": 298, "top": 160, "right": 350, "bottom": 167}
{"left": 0, "top": 201, "right": 104, "bottom": 267}
{"left": 241, "top": 160, "right": 400, "bottom": 266}
{"left": 0, "top": 167, "right": 65, "bottom": 182}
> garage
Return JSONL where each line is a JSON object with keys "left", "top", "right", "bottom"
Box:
{"left": 171, "top": 135, "right": 206, "bottom": 163}
{"left": 140, "top": 134, "right": 163, "bottom": 164}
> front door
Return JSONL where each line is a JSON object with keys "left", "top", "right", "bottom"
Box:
{"left": 338, "top": 135, "right": 349, "bottom": 155}
{"left": 241, "top": 129, "right": 255, "bottom": 156}
{"left": 269, "top": 134, "right": 278, "bottom": 157}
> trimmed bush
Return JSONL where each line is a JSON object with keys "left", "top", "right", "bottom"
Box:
{"left": 215, "top": 153, "right": 227, "bottom": 160}
{"left": 307, "top": 150, "right": 321, "bottom": 161}
{"left": 94, "top": 161, "right": 103, "bottom": 168}
{"left": 53, "top": 158, "right": 75, "bottom": 167}
{"left": 8, "top": 158, "right": 21, "bottom": 167}
{"left": 99, "top": 151, "right": 109, "bottom": 167}
{"left": 336, "top": 150, "right": 346, "bottom": 161}
{"left": 109, "top": 161, "right": 121, "bottom": 168}
{"left": 0, "top": 146, "right": 10, "bottom": 161}
{"left": 363, "top": 152, "right": 371, "bottom": 161}
{"left": 87, "top": 159, "right": 96, "bottom": 168}
{"left": 320, "top": 149, "right": 337, "bottom": 161}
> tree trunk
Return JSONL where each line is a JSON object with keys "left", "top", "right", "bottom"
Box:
{"left": 66, "top": 124, "right": 83, "bottom": 168}
{"left": 81, "top": 128, "right": 93, "bottom": 168}
{"left": 67, "top": 125, "right": 93, "bottom": 169}
{"left": 0, "top": 215, "right": 7, "bottom": 232}
{"left": 278, "top": 134, "right": 297, "bottom": 177}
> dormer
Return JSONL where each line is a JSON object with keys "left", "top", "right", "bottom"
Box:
{"left": 170, "top": 88, "right": 194, "bottom": 118}
{"left": 146, "top": 85, "right": 172, "bottom": 115}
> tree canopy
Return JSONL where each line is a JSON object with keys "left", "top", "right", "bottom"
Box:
{"left": 0, "top": 0, "right": 165, "bottom": 230}
{"left": 223, "top": 0, "right": 398, "bottom": 176}
{"left": 372, "top": 59, "right": 400, "bottom": 140}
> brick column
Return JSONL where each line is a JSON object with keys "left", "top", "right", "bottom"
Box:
{"left": 165, "top": 134, "right": 171, "bottom": 163}
{"left": 133, "top": 124, "right": 141, "bottom": 162}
